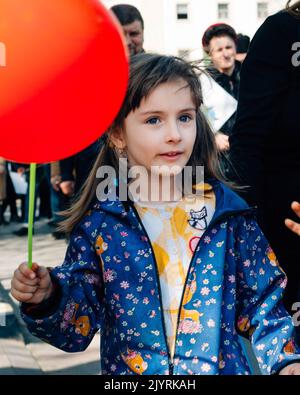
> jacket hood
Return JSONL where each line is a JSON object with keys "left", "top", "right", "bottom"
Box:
{"left": 91, "top": 179, "right": 251, "bottom": 221}
{"left": 209, "top": 179, "right": 250, "bottom": 221}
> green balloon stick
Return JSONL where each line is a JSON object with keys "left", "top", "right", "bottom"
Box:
{"left": 27, "top": 163, "right": 36, "bottom": 269}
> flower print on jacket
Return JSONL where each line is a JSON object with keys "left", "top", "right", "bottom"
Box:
{"left": 266, "top": 247, "right": 280, "bottom": 268}
{"left": 179, "top": 272, "right": 204, "bottom": 335}
{"left": 95, "top": 235, "right": 108, "bottom": 256}
{"left": 237, "top": 316, "right": 251, "bottom": 333}
{"left": 103, "top": 268, "right": 117, "bottom": 283}
{"left": 121, "top": 347, "right": 148, "bottom": 375}
{"left": 283, "top": 340, "right": 296, "bottom": 355}
{"left": 68, "top": 303, "right": 91, "bottom": 337}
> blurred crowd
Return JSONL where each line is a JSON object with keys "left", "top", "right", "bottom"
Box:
{"left": 0, "top": 4, "right": 249, "bottom": 240}
{"left": 0, "top": 138, "right": 104, "bottom": 238}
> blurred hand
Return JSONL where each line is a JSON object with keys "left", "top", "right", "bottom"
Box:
{"left": 17, "top": 167, "right": 26, "bottom": 175}
{"left": 60, "top": 180, "right": 75, "bottom": 197}
{"left": 215, "top": 133, "right": 230, "bottom": 152}
{"left": 11, "top": 262, "right": 54, "bottom": 304}
{"left": 279, "top": 363, "right": 300, "bottom": 375}
{"left": 0, "top": 164, "right": 5, "bottom": 175}
{"left": 285, "top": 201, "right": 300, "bottom": 236}
{"left": 51, "top": 175, "right": 62, "bottom": 192}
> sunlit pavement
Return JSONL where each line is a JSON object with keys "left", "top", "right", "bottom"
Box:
{"left": 0, "top": 219, "right": 101, "bottom": 375}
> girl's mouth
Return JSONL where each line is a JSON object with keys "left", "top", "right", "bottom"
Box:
{"left": 159, "top": 151, "right": 183, "bottom": 161}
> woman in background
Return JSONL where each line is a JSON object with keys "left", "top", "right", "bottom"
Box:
{"left": 229, "top": 1, "right": 300, "bottom": 331}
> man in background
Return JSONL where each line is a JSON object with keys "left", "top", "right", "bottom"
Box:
{"left": 202, "top": 23, "right": 241, "bottom": 142}
{"left": 111, "top": 4, "right": 145, "bottom": 56}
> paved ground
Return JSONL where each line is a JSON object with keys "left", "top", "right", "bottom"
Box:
{"left": 0, "top": 217, "right": 101, "bottom": 375}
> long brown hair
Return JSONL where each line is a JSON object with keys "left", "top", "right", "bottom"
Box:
{"left": 59, "top": 53, "right": 227, "bottom": 234}
{"left": 286, "top": 0, "right": 300, "bottom": 16}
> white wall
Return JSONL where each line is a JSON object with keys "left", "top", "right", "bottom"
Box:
{"left": 102, "top": 0, "right": 287, "bottom": 59}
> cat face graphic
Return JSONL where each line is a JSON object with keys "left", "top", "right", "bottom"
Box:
{"left": 188, "top": 207, "right": 208, "bottom": 230}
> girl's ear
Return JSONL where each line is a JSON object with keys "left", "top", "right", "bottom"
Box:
{"left": 109, "top": 127, "right": 127, "bottom": 150}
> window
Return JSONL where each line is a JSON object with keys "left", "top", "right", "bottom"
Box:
{"left": 218, "top": 3, "right": 229, "bottom": 19}
{"left": 177, "top": 3, "right": 188, "bottom": 20}
{"left": 257, "top": 2, "right": 268, "bottom": 19}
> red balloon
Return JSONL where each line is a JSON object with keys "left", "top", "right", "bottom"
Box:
{"left": 0, "top": 0, "right": 128, "bottom": 163}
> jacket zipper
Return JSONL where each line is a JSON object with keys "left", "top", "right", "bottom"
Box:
{"left": 172, "top": 208, "right": 256, "bottom": 373}
{"left": 130, "top": 203, "right": 254, "bottom": 375}
{"left": 131, "top": 204, "right": 174, "bottom": 374}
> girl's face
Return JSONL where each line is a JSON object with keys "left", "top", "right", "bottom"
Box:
{"left": 114, "top": 79, "right": 197, "bottom": 177}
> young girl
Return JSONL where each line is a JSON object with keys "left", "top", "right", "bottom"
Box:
{"left": 11, "top": 54, "right": 300, "bottom": 375}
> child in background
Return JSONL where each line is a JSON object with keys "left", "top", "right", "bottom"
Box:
{"left": 11, "top": 54, "right": 300, "bottom": 375}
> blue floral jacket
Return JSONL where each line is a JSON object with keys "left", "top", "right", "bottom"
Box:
{"left": 21, "top": 180, "right": 300, "bottom": 375}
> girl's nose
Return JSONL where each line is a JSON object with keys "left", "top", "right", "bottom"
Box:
{"left": 165, "top": 121, "right": 182, "bottom": 142}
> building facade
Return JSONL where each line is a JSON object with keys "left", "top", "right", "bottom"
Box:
{"left": 102, "top": 0, "right": 287, "bottom": 59}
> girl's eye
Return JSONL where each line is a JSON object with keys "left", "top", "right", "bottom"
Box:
{"left": 146, "top": 117, "right": 160, "bottom": 125}
{"left": 179, "top": 115, "right": 192, "bottom": 122}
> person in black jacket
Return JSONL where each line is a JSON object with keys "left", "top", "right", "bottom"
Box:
{"left": 59, "top": 139, "right": 102, "bottom": 197}
{"left": 110, "top": 4, "right": 145, "bottom": 56}
{"left": 202, "top": 23, "right": 242, "bottom": 150}
{"left": 50, "top": 139, "right": 102, "bottom": 240}
{"left": 235, "top": 34, "right": 250, "bottom": 64}
{"left": 229, "top": 5, "right": 300, "bottom": 324}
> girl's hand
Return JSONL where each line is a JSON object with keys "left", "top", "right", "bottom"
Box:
{"left": 215, "top": 132, "right": 230, "bottom": 152}
{"left": 285, "top": 201, "right": 300, "bottom": 236}
{"left": 17, "top": 167, "right": 25, "bottom": 175}
{"left": 11, "top": 262, "right": 54, "bottom": 304}
{"left": 279, "top": 363, "right": 300, "bottom": 375}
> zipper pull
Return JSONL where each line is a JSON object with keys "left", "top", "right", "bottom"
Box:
{"left": 169, "top": 361, "right": 174, "bottom": 375}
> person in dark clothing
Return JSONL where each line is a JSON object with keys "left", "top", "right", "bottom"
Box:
{"left": 110, "top": 4, "right": 145, "bottom": 56}
{"left": 13, "top": 164, "right": 51, "bottom": 236}
{"left": 1, "top": 162, "right": 27, "bottom": 224}
{"left": 206, "top": 61, "right": 241, "bottom": 137}
{"left": 38, "top": 164, "right": 52, "bottom": 220}
{"left": 0, "top": 157, "right": 7, "bottom": 225}
{"left": 202, "top": 23, "right": 241, "bottom": 142}
{"left": 229, "top": 5, "right": 300, "bottom": 328}
{"left": 236, "top": 34, "right": 250, "bottom": 63}
{"left": 202, "top": 23, "right": 241, "bottom": 177}
{"left": 52, "top": 139, "right": 102, "bottom": 239}
{"left": 0, "top": 164, "right": 18, "bottom": 224}
{"left": 59, "top": 139, "right": 102, "bottom": 196}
